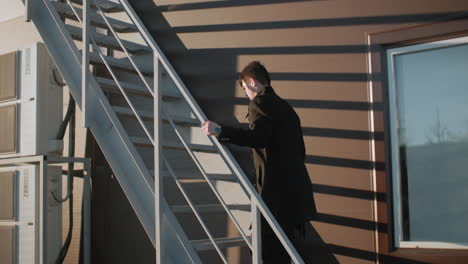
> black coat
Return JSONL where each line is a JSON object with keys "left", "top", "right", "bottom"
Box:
{"left": 218, "top": 86, "right": 317, "bottom": 227}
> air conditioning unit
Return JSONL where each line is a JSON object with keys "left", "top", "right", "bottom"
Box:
{"left": 0, "top": 165, "right": 62, "bottom": 264}
{"left": 0, "top": 42, "right": 63, "bottom": 158}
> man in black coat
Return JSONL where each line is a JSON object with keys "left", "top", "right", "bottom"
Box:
{"left": 202, "top": 61, "right": 338, "bottom": 263}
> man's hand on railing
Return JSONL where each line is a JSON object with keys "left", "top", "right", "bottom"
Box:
{"left": 202, "top": 120, "right": 221, "bottom": 136}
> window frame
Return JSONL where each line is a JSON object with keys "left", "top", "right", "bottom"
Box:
{"left": 366, "top": 15, "right": 468, "bottom": 255}
{"left": 386, "top": 36, "right": 468, "bottom": 250}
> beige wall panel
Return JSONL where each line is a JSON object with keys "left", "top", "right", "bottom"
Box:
{"left": 314, "top": 193, "right": 374, "bottom": 222}
{"left": 0, "top": 17, "right": 42, "bottom": 55}
{"left": 295, "top": 108, "right": 370, "bottom": 131}
{"left": 305, "top": 137, "right": 370, "bottom": 161}
{"left": 371, "top": 81, "right": 384, "bottom": 103}
{"left": 308, "top": 164, "right": 372, "bottom": 191}
{"left": 372, "top": 111, "right": 385, "bottom": 132}
{"left": 272, "top": 81, "right": 368, "bottom": 102}
{"left": 311, "top": 222, "right": 375, "bottom": 252}
{"left": 374, "top": 171, "right": 387, "bottom": 194}
{"left": 373, "top": 140, "right": 386, "bottom": 163}
{"left": 376, "top": 201, "right": 388, "bottom": 224}
{"left": 161, "top": 0, "right": 468, "bottom": 26}
{"left": 336, "top": 255, "right": 375, "bottom": 264}
{"left": 176, "top": 24, "right": 409, "bottom": 49}
{"left": 237, "top": 54, "right": 367, "bottom": 74}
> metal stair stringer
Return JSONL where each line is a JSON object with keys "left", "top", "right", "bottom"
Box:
{"left": 28, "top": 0, "right": 201, "bottom": 263}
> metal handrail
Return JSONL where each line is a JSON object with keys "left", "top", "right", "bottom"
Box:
{"left": 82, "top": 0, "right": 89, "bottom": 128}
{"left": 114, "top": 1, "right": 304, "bottom": 263}
{"left": 163, "top": 157, "right": 228, "bottom": 264}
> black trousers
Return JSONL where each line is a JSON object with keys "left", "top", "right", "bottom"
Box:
{"left": 260, "top": 218, "right": 339, "bottom": 264}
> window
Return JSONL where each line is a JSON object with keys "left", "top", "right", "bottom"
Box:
{"left": 387, "top": 36, "right": 468, "bottom": 249}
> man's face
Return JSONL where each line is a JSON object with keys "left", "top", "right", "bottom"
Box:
{"left": 241, "top": 79, "right": 257, "bottom": 100}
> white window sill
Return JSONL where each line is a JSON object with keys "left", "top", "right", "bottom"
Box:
{"left": 397, "top": 241, "right": 468, "bottom": 249}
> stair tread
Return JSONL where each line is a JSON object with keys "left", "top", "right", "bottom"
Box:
{"left": 52, "top": 1, "right": 137, "bottom": 32}
{"left": 162, "top": 172, "right": 236, "bottom": 182}
{"left": 86, "top": 51, "right": 152, "bottom": 75}
{"left": 96, "top": 77, "right": 181, "bottom": 100}
{"left": 171, "top": 204, "right": 251, "bottom": 213}
{"left": 113, "top": 106, "right": 199, "bottom": 126}
{"left": 151, "top": 169, "right": 236, "bottom": 181}
{"left": 163, "top": 141, "right": 217, "bottom": 153}
{"left": 66, "top": 24, "right": 150, "bottom": 54}
{"left": 69, "top": 0, "right": 125, "bottom": 13}
{"left": 191, "top": 237, "right": 248, "bottom": 251}
{"left": 131, "top": 136, "right": 217, "bottom": 153}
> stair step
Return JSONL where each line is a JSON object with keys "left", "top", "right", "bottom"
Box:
{"left": 151, "top": 169, "right": 236, "bottom": 182}
{"left": 96, "top": 77, "right": 181, "bottom": 101}
{"left": 69, "top": 0, "right": 125, "bottom": 13}
{"left": 113, "top": 106, "right": 199, "bottom": 126}
{"left": 191, "top": 237, "right": 248, "bottom": 251}
{"left": 66, "top": 25, "right": 150, "bottom": 54}
{"left": 85, "top": 51, "right": 152, "bottom": 75}
{"left": 166, "top": 173, "right": 236, "bottom": 182}
{"left": 131, "top": 137, "right": 217, "bottom": 153}
{"left": 52, "top": 1, "right": 137, "bottom": 32}
{"left": 171, "top": 204, "right": 251, "bottom": 214}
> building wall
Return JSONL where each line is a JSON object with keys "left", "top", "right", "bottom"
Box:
{"left": 121, "top": 0, "right": 468, "bottom": 263}
{"left": 0, "top": 0, "right": 23, "bottom": 24}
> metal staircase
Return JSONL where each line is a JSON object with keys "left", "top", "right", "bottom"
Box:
{"left": 26, "top": 0, "right": 305, "bottom": 263}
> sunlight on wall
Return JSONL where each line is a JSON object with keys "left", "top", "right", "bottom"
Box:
{"left": 0, "top": 0, "right": 24, "bottom": 23}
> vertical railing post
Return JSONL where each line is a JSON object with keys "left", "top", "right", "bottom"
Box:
{"left": 154, "top": 55, "right": 164, "bottom": 263}
{"left": 25, "top": 0, "right": 31, "bottom": 22}
{"left": 82, "top": 0, "right": 90, "bottom": 127}
{"left": 252, "top": 200, "right": 262, "bottom": 264}
{"left": 83, "top": 161, "right": 91, "bottom": 264}
{"left": 39, "top": 158, "right": 48, "bottom": 264}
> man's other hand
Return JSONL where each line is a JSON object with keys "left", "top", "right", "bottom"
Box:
{"left": 202, "top": 120, "right": 221, "bottom": 136}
